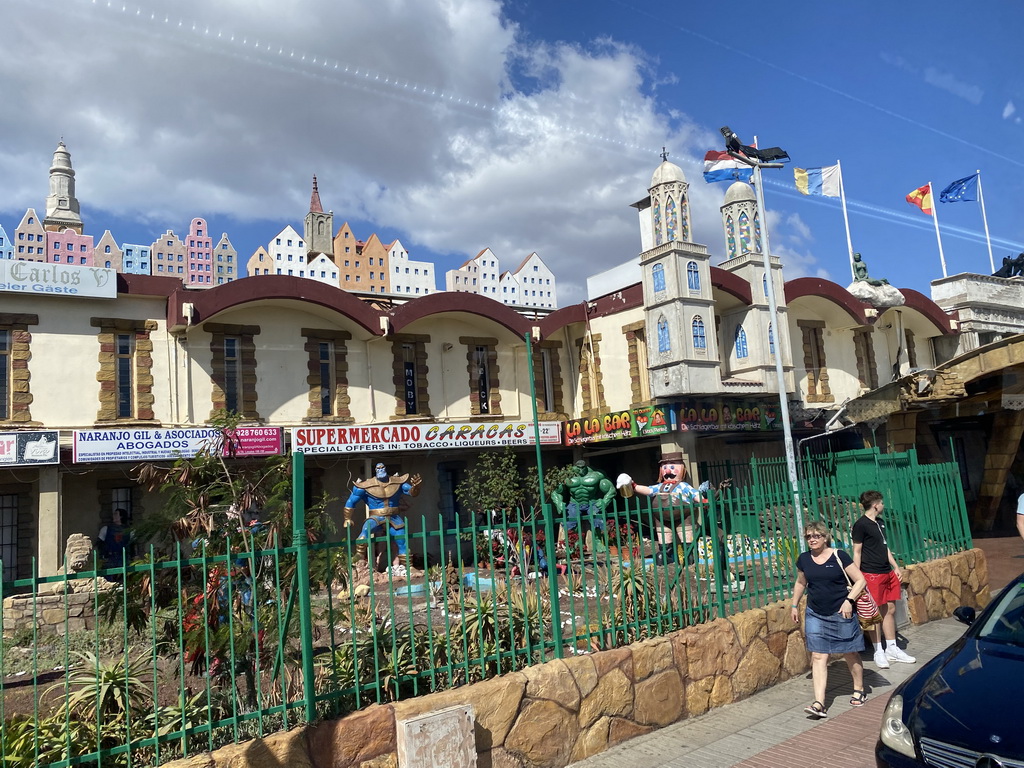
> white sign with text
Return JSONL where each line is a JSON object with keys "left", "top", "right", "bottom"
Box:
{"left": 0, "top": 261, "right": 117, "bottom": 299}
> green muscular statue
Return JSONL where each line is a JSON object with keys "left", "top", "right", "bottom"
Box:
{"left": 551, "top": 460, "right": 616, "bottom": 545}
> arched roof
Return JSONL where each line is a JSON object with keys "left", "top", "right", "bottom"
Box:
{"left": 388, "top": 291, "right": 532, "bottom": 337}
{"left": 785, "top": 277, "right": 870, "bottom": 325}
{"left": 899, "top": 288, "right": 955, "bottom": 335}
{"left": 167, "top": 276, "right": 383, "bottom": 335}
{"left": 710, "top": 267, "right": 753, "bottom": 305}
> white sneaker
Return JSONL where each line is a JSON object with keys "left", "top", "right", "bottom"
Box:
{"left": 873, "top": 649, "right": 890, "bottom": 669}
{"left": 886, "top": 647, "right": 917, "bottom": 664}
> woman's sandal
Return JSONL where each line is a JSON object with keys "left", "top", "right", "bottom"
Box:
{"left": 803, "top": 701, "right": 828, "bottom": 718}
{"left": 850, "top": 690, "right": 867, "bottom": 707}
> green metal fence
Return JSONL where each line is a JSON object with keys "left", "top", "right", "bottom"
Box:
{"left": 1, "top": 447, "right": 971, "bottom": 767}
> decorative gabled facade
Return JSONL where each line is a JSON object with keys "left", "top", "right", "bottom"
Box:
{"left": 120, "top": 243, "right": 152, "bottom": 275}
{"left": 14, "top": 209, "right": 45, "bottom": 261}
{"left": 94, "top": 230, "right": 122, "bottom": 271}
{"left": 213, "top": 233, "right": 238, "bottom": 285}
{"left": 152, "top": 230, "right": 187, "bottom": 279}
{"left": 0, "top": 225, "right": 15, "bottom": 260}
{"left": 447, "top": 248, "right": 557, "bottom": 309}
{"left": 45, "top": 228, "right": 94, "bottom": 267}
{"left": 388, "top": 239, "right": 434, "bottom": 297}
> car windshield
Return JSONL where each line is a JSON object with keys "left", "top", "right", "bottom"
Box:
{"left": 976, "top": 581, "right": 1024, "bottom": 645}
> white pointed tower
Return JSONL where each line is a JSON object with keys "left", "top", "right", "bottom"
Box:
{"left": 717, "top": 180, "right": 794, "bottom": 391}
{"left": 44, "top": 141, "right": 83, "bottom": 233}
{"left": 635, "top": 153, "right": 719, "bottom": 398}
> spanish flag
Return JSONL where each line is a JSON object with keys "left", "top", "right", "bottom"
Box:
{"left": 906, "top": 184, "right": 933, "bottom": 215}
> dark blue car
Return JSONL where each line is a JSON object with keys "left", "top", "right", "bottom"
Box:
{"left": 876, "top": 572, "right": 1024, "bottom": 767}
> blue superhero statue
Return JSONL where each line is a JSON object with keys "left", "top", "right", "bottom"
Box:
{"left": 344, "top": 462, "right": 422, "bottom": 569}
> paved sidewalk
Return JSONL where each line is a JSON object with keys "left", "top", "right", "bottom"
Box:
{"left": 568, "top": 617, "right": 967, "bottom": 768}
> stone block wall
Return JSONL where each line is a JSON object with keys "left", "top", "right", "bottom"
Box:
{"left": 2, "top": 591, "right": 98, "bottom": 635}
{"left": 904, "top": 547, "right": 990, "bottom": 623}
{"left": 32, "top": 548, "right": 995, "bottom": 768}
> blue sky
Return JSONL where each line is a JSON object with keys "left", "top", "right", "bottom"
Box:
{"left": 1, "top": 0, "right": 1021, "bottom": 303}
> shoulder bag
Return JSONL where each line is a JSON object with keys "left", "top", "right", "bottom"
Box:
{"left": 834, "top": 550, "right": 881, "bottom": 629}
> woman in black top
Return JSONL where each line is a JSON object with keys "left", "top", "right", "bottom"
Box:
{"left": 790, "top": 520, "right": 868, "bottom": 718}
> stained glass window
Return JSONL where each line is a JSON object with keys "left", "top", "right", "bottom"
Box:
{"left": 679, "top": 199, "right": 690, "bottom": 242}
{"left": 739, "top": 212, "right": 751, "bottom": 253}
{"left": 768, "top": 323, "right": 775, "bottom": 355}
{"left": 692, "top": 317, "right": 706, "bottom": 350}
{"left": 657, "top": 317, "right": 670, "bottom": 354}
{"left": 735, "top": 326, "right": 749, "bottom": 359}
{"left": 726, "top": 216, "right": 736, "bottom": 258}
{"left": 653, "top": 201, "right": 663, "bottom": 246}
{"left": 763, "top": 274, "right": 768, "bottom": 296}
{"left": 686, "top": 261, "right": 700, "bottom": 291}
{"left": 652, "top": 263, "right": 666, "bottom": 293}
{"left": 754, "top": 213, "right": 762, "bottom": 252}
{"left": 666, "top": 196, "right": 677, "bottom": 242}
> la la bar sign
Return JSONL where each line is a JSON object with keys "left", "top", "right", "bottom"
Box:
{"left": 0, "top": 261, "right": 117, "bottom": 299}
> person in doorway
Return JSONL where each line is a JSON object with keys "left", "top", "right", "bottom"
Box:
{"left": 790, "top": 520, "right": 867, "bottom": 718}
{"left": 852, "top": 490, "right": 916, "bottom": 669}
{"left": 1017, "top": 492, "right": 1024, "bottom": 543}
{"left": 97, "top": 507, "right": 133, "bottom": 570}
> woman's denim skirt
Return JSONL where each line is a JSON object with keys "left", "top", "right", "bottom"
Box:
{"left": 804, "top": 607, "right": 863, "bottom": 654}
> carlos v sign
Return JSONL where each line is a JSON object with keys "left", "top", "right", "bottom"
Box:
{"left": 0, "top": 261, "right": 117, "bottom": 299}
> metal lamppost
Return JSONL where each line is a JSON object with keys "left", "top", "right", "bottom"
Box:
{"left": 721, "top": 126, "right": 804, "bottom": 536}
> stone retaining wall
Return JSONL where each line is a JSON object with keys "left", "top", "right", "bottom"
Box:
{"left": 58, "top": 548, "right": 999, "bottom": 768}
{"left": 904, "top": 547, "right": 989, "bottom": 623}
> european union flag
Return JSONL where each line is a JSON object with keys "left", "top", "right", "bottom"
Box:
{"left": 939, "top": 173, "right": 979, "bottom": 203}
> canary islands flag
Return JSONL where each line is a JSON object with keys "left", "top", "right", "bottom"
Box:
{"left": 906, "top": 184, "right": 933, "bottom": 215}
{"left": 794, "top": 165, "right": 840, "bottom": 197}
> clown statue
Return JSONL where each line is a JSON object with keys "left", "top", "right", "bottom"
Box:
{"left": 344, "top": 462, "right": 422, "bottom": 569}
{"left": 615, "top": 452, "right": 731, "bottom": 571}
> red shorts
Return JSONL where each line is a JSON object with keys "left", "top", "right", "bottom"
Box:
{"left": 864, "top": 571, "right": 901, "bottom": 605}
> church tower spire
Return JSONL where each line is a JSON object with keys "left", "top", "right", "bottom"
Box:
{"left": 44, "top": 141, "right": 83, "bottom": 233}
{"left": 304, "top": 174, "right": 334, "bottom": 257}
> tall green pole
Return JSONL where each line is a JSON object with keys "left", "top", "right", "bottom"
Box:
{"left": 291, "top": 450, "right": 317, "bottom": 721}
{"left": 525, "top": 332, "right": 563, "bottom": 657}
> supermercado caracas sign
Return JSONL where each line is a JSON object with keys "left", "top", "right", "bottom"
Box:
{"left": 0, "top": 261, "right": 117, "bottom": 299}
{"left": 73, "top": 427, "right": 283, "bottom": 463}
{"left": 291, "top": 421, "right": 562, "bottom": 454}
{"left": 0, "top": 430, "right": 60, "bottom": 466}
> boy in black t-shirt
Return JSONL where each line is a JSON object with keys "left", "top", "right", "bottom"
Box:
{"left": 851, "top": 490, "right": 916, "bottom": 669}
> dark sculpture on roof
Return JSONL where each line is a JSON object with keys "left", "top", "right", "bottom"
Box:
{"left": 852, "top": 253, "right": 889, "bottom": 287}
{"left": 993, "top": 253, "right": 1024, "bottom": 278}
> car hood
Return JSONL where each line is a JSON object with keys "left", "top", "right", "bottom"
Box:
{"left": 910, "top": 638, "right": 1024, "bottom": 754}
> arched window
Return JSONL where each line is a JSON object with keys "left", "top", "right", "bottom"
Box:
{"left": 726, "top": 216, "right": 736, "bottom": 258}
{"left": 653, "top": 200, "right": 663, "bottom": 246}
{"left": 652, "top": 263, "right": 666, "bottom": 293}
{"left": 686, "top": 261, "right": 700, "bottom": 291}
{"left": 768, "top": 323, "right": 775, "bottom": 355}
{"left": 666, "top": 196, "right": 677, "bottom": 242}
{"left": 739, "top": 212, "right": 751, "bottom": 253}
{"left": 735, "top": 326, "right": 749, "bottom": 358}
{"left": 679, "top": 199, "right": 690, "bottom": 242}
{"left": 692, "top": 316, "right": 707, "bottom": 350}
{"left": 754, "top": 213, "right": 762, "bottom": 252}
{"left": 763, "top": 274, "right": 768, "bottom": 296}
{"left": 657, "top": 316, "right": 671, "bottom": 354}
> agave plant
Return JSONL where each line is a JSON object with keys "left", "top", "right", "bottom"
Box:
{"left": 48, "top": 649, "right": 154, "bottom": 725}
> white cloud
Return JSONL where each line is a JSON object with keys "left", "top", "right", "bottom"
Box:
{"left": 0, "top": 0, "right": 802, "bottom": 303}
{"left": 1004, "top": 101, "right": 1017, "bottom": 120}
{"left": 923, "top": 66, "right": 983, "bottom": 106}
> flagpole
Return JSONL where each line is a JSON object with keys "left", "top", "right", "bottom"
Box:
{"left": 976, "top": 169, "right": 994, "bottom": 273}
{"left": 836, "top": 159, "right": 856, "bottom": 281}
{"left": 929, "top": 182, "right": 948, "bottom": 278}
